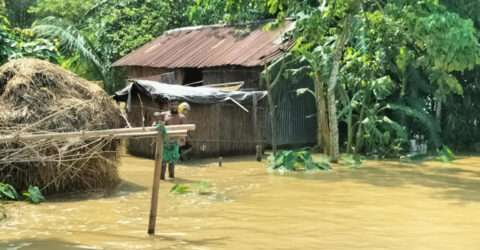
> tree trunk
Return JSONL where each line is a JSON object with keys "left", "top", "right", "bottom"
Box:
{"left": 267, "top": 89, "right": 277, "bottom": 155}
{"left": 436, "top": 98, "right": 442, "bottom": 123}
{"left": 354, "top": 91, "right": 369, "bottom": 153}
{"left": 346, "top": 105, "right": 353, "bottom": 154}
{"left": 314, "top": 72, "right": 330, "bottom": 155}
{"left": 264, "top": 58, "right": 285, "bottom": 156}
{"left": 327, "top": 87, "right": 339, "bottom": 162}
{"left": 327, "top": 10, "right": 356, "bottom": 163}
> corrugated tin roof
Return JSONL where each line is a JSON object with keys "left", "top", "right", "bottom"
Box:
{"left": 112, "top": 21, "right": 294, "bottom": 68}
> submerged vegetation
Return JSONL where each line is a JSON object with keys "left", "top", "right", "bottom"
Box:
{"left": 0, "top": 182, "right": 45, "bottom": 219}
{"left": 170, "top": 182, "right": 214, "bottom": 195}
{"left": 266, "top": 151, "right": 332, "bottom": 171}
{"left": 342, "top": 154, "right": 365, "bottom": 168}
{"left": 0, "top": 182, "right": 45, "bottom": 204}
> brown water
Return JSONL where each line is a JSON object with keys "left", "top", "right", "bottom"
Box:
{"left": 2, "top": 155, "right": 480, "bottom": 249}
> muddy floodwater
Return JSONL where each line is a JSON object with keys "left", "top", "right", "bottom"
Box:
{"left": 2, "top": 155, "right": 480, "bottom": 249}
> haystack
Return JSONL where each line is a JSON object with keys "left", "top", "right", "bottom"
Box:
{"left": 0, "top": 59, "right": 121, "bottom": 194}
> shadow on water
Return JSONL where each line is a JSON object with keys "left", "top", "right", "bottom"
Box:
{"left": 278, "top": 158, "right": 480, "bottom": 203}
{"left": 1, "top": 235, "right": 231, "bottom": 249}
{"left": 1, "top": 239, "right": 92, "bottom": 250}
{"left": 45, "top": 180, "right": 148, "bottom": 203}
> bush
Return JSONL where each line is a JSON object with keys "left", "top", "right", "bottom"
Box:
{"left": 266, "top": 150, "right": 332, "bottom": 171}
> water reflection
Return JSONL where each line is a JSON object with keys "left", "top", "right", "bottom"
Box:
{"left": 2, "top": 156, "right": 480, "bottom": 249}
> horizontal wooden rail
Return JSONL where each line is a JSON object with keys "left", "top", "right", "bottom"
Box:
{"left": 114, "top": 130, "right": 188, "bottom": 139}
{"left": 0, "top": 125, "right": 195, "bottom": 143}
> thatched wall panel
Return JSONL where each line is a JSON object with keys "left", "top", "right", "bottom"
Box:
{"left": 125, "top": 94, "right": 265, "bottom": 159}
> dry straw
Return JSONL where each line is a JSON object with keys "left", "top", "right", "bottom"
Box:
{"left": 0, "top": 59, "right": 121, "bottom": 194}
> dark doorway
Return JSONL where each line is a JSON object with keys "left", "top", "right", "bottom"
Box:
{"left": 183, "top": 68, "right": 203, "bottom": 86}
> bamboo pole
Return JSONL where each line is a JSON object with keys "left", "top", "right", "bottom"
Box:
{"left": 0, "top": 125, "right": 195, "bottom": 143}
{"left": 113, "top": 130, "right": 187, "bottom": 139}
{"left": 148, "top": 132, "right": 164, "bottom": 235}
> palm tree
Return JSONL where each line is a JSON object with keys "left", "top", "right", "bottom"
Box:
{"left": 33, "top": 15, "right": 123, "bottom": 94}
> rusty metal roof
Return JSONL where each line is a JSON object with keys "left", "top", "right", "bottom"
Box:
{"left": 112, "top": 21, "right": 294, "bottom": 68}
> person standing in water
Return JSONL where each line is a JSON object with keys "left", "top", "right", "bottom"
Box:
{"left": 154, "top": 100, "right": 186, "bottom": 180}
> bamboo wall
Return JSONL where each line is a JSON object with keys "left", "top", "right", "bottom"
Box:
{"left": 125, "top": 94, "right": 265, "bottom": 159}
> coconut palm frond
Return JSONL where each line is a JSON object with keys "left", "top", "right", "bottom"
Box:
{"left": 382, "top": 116, "right": 407, "bottom": 140}
{"left": 83, "top": 0, "right": 109, "bottom": 20}
{"left": 33, "top": 17, "right": 105, "bottom": 77}
{"left": 387, "top": 103, "right": 441, "bottom": 147}
{"left": 362, "top": 117, "right": 385, "bottom": 145}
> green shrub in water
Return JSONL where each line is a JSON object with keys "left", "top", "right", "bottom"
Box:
{"left": 342, "top": 154, "right": 365, "bottom": 168}
{"left": 22, "top": 186, "right": 46, "bottom": 204}
{"left": 266, "top": 151, "right": 331, "bottom": 171}
{"left": 0, "top": 183, "right": 20, "bottom": 200}
{"left": 437, "top": 145, "right": 456, "bottom": 163}
{"left": 194, "top": 182, "right": 213, "bottom": 194}
{"left": 0, "top": 183, "right": 45, "bottom": 204}
{"left": 170, "top": 182, "right": 213, "bottom": 195}
{"left": 400, "top": 145, "right": 456, "bottom": 163}
{"left": 170, "top": 184, "right": 190, "bottom": 194}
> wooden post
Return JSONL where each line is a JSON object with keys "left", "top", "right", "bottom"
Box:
{"left": 148, "top": 132, "right": 164, "bottom": 235}
{"left": 256, "top": 145, "right": 262, "bottom": 162}
{"left": 218, "top": 157, "right": 222, "bottom": 167}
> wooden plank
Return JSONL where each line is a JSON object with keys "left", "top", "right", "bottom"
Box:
{"left": 0, "top": 125, "right": 195, "bottom": 143}
{"left": 113, "top": 130, "right": 188, "bottom": 139}
{"left": 148, "top": 132, "right": 164, "bottom": 235}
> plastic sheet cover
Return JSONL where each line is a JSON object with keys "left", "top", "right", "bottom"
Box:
{"left": 113, "top": 80, "right": 267, "bottom": 110}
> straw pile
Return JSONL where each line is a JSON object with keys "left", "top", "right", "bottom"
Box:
{"left": 0, "top": 59, "right": 121, "bottom": 194}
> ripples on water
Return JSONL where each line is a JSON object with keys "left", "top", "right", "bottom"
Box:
{"left": 2, "top": 156, "right": 480, "bottom": 249}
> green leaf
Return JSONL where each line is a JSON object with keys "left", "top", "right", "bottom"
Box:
{"left": 316, "top": 162, "right": 332, "bottom": 170}
{"left": 342, "top": 154, "right": 364, "bottom": 166}
{"left": 437, "top": 145, "right": 456, "bottom": 163}
{"left": 194, "top": 181, "right": 213, "bottom": 193}
{"left": 23, "top": 186, "right": 45, "bottom": 204}
{"left": 296, "top": 88, "right": 315, "bottom": 98}
{"left": 283, "top": 151, "right": 297, "bottom": 170}
{"left": 0, "top": 183, "right": 19, "bottom": 200}
{"left": 170, "top": 184, "right": 190, "bottom": 194}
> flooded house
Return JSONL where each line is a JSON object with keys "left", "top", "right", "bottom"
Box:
{"left": 112, "top": 20, "right": 317, "bottom": 158}
{"left": 113, "top": 80, "right": 267, "bottom": 158}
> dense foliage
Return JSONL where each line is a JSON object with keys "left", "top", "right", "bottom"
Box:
{"left": 2, "top": 0, "right": 35, "bottom": 27}
{"left": 29, "top": 0, "right": 96, "bottom": 22}
{"left": 31, "top": 0, "right": 196, "bottom": 93}
{"left": 0, "top": 4, "right": 58, "bottom": 65}
{"left": 194, "top": 0, "right": 480, "bottom": 160}
{"left": 2, "top": 0, "right": 480, "bottom": 159}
